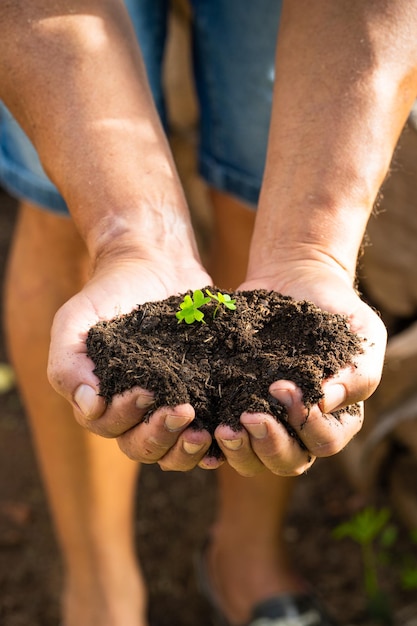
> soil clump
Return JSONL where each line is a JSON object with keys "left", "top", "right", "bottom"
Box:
{"left": 87, "top": 288, "right": 363, "bottom": 457}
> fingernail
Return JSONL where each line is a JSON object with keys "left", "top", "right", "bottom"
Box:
{"left": 220, "top": 438, "right": 243, "bottom": 451}
{"left": 135, "top": 393, "right": 154, "bottom": 409}
{"left": 164, "top": 414, "right": 190, "bottom": 432}
{"left": 321, "top": 384, "right": 346, "bottom": 413}
{"left": 245, "top": 422, "right": 267, "bottom": 440}
{"left": 183, "top": 441, "right": 205, "bottom": 455}
{"left": 74, "top": 384, "right": 98, "bottom": 418}
{"left": 270, "top": 387, "right": 293, "bottom": 409}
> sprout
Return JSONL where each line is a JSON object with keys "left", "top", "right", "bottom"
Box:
{"left": 176, "top": 289, "right": 211, "bottom": 324}
{"left": 205, "top": 289, "right": 237, "bottom": 317}
{"left": 176, "top": 289, "right": 236, "bottom": 324}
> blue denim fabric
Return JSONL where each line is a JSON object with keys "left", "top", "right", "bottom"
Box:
{"left": 191, "top": 0, "right": 281, "bottom": 206}
{"left": 0, "top": 105, "right": 69, "bottom": 213}
{"left": 0, "top": 0, "right": 281, "bottom": 213}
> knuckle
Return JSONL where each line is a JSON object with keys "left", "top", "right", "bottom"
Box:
{"left": 311, "top": 438, "right": 343, "bottom": 457}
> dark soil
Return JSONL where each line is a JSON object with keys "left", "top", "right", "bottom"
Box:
{"left": 87, "top": 290, "right": 362, "bottom": 457}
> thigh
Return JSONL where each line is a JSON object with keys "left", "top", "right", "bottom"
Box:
{"left": 191, "top": 0, "right": 282, "bottom": 207}
{"left": 7, "top": 202, "right": 90, "bottom": 311}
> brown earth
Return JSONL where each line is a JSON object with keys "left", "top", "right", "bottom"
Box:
{"left": 86, "top": 289, "right": 362, "bottom": 459}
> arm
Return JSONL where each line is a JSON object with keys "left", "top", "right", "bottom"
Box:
{"left": 0, "top": 1, "right": 214, "bottom": 468}
{"left": 0, "top": 0, "right": 197, "bottom": 264}
{"left": 251, "top": 0, "right": 417, "bottom": 282}
{"left": 215, "top": 0, "right": 417, "bottom": 476}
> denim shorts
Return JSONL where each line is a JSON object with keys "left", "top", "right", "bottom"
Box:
{"left": 0, "top": 0, "right": 281, "bottom": 214}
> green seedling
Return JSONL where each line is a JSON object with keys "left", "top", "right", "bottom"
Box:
{"left": 400, "top": 529, "right": 417, "bottom": 591}
{"left": 176, "top": 289, "right": 211, "bottom": 324}
{"left": 205, "top": 289, "right": 237, "bottom": 317}
{"left": 334, "top": 505, "right": 417, "bottom": 622}
{"left": 176, "top": 289, "right": 236, "bottom": 324}
{"left": 401, "top": 564, "right": 417, "bottom": 590}
{"left": 334, "top": 507, "right": 395, "bottom": 624}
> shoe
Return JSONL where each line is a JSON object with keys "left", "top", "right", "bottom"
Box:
{"left": 195, "top": 542, "right": 339, "bottom": 626}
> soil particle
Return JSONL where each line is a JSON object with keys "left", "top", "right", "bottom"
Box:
{"left": 87, "top": 288, "right": 363, "bottom": 457}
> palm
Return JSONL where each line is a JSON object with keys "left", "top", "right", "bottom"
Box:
{"left": 48, "top": 257, "right": 211, "bottom": 411}
{"left": 239, "top": 263, "right": 387, "bottom": 409}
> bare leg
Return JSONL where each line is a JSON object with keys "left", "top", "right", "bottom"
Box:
{"left": 4, "top": 202, "right": 147, "bottom": 626}
{"left": 207, "top": 190, "right": 304, "bottom": 624}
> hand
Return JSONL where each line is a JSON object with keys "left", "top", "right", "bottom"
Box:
{"left": 211, "top": 259, "right": 387, "bottom": 477}
{"left": 47, "top": 250, "right": 217, "bottom": 470}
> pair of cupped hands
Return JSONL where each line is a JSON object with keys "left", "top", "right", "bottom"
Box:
{"left": 47, "top": 251, "right": 387, "bottom": 477}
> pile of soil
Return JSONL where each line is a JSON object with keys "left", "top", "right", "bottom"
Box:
{"left": 87, "top": 288, "right": 363, "bottom": 456}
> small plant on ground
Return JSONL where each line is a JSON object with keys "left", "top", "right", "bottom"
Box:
{"left": 176, "top": 289, "right": 236, "bottom": 324}
{"left": 333, "top": 507, "right": 396, "bottom": 624}
{"left": 400, "top": 530, "right": 417, "bottom": 591}
{"left": 334, "top": 505, "right": 417, "bottom": 615}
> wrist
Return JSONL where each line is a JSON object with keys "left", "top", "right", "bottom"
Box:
{"left": 85, "top": 221, "right": 211, "bottom": 308}
{"left": 90, "top": 204, "right": 198, "bottom": 263}
{"left": 88, "top": 203, "right": 202, "bottom": 271}
{"left": 245, "top": 245, "right": 355, "bottom": 296}
{"left": 249, "top": 192, "right": 371, "bottom": 285}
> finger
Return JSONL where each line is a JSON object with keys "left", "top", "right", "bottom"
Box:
{"left": 272, "top": 380, "right": 364, "bottom": 457}
{"left": 286, "top": 402, "right": 364, "bottom": 458}
{"left": 198, "top": 455, "right": 225, "bottom": 470}
{"left": 319, "top": 363, "right": 375, "bottom": 413}
{"left": 215, "top": 424, "right": 265, "bottom": 477}
{"left": 320, "top": 300, "right": 387, "bottom": 407}
{"left": 72, "top": 382, "right": 107, "bottom": 422}
{"left": 47, "top": 296, "right": 104, "bottom": 415}
{"left": 157, "top": 429, "right": 213, "bottom": 472}
{"left": 239, "top": 413, "right": 316, "bottom": 476}
{"left": 73, "top": 387, "right": 154, "bottom": 436}
{"left": 116, "top": 403, "right": 195, "bottom": 462}
{"left": 270, "top": 379, "right": 364, "bottom": 455}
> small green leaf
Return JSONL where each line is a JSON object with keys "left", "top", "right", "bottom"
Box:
{"left": 193, "top": 309, "right": 205, "bottom": 323}
{"left": 176, "top": 289, "right": 210, "bottom": 324}
{"left": 180, "top": 294, "right": 193, "bottom": 309}
{"left": 184, "top": 311, "right": 197, "bottom": 324}
{"left": 380, "top": 524, "right": 398, "bottom": 548}
{"left": 205, "top": 289, "right": 236, "bottom": 315}
{"left": 402, "top": 565, "right": 417, "bottom": 590}
{"left": 205, "top": 289, "right": 217, "bottom": 301}
{"left": 333, "top": 507, "right": 390, "bottom": 545}
{"left": 223, "top": 297, "right": 236, "bottom": 310}
{"left": 192, "top": 289, "right": 211, "bottom": 308}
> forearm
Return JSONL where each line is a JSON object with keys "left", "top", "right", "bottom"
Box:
{"left": 250, "top": 0, "right": 417, "bottom": 283}
{"left": 0, "top": 1, "right": 198, "bottom": 264}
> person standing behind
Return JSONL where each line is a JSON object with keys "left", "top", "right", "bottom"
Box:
{"left": 1, "top": 1, "right": 414, "bottom": 625}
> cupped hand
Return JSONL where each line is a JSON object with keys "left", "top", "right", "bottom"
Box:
{"left": 47, "top": 252, "right": 217, "bottom": 470}
{"left": 211, "top": 261, "right": 387, "bottom": 477}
